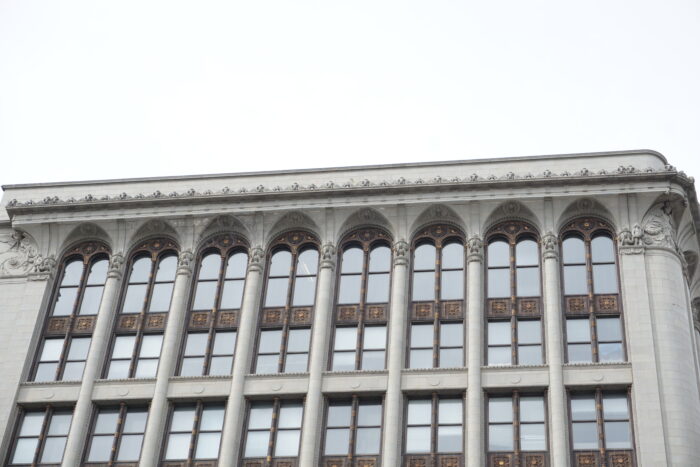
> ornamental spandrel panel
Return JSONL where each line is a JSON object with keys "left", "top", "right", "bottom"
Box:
{"left": 355, "top": 456, "right": 380, "bottom": 467}
{"left": 242, "top": 461, "right": 265, "bottom": 467}
{"left": 117, "top": 314, "right": 141, "bottom": 332}
{"left": 46, "top": 317, "right": 70, "bottom": 335}
{"left": 565, "top": 296, "right": 589, "bottom": 316}
{"left": 595, "top": 295, "right": 620, "bottom": 315}
{"left": 271, "top": 459, "right": 297, "bottom": 467}
{"left": 412, "top": 302, "right": 435, "bottom": 321}
{"left": 216, "top": 310, "right": 238, "bottom": 328}
{"left": 337, "top": 305, "right": 360, "bottom": 323}
{"left": 404, "top": 454, "right": 431, "bottom": 467}
{"left": 437, "top": 454, "right": 463, "bottom": 467}
{"left": 261, "top": 308, "right": 285, "bottom": 327}
{"left": 365, "top": 304, "right": 388, "bottom": 322}
{"left": 193, "top": 461, "right": 218, "bottom": 467}
{"left": 487, "top": 298, "right": 512, "bottom": 318}
{"left": 323, "top": 458, "right": 348, "bottom": 467}
{"left": 521, "top": 452, "right": 546, "bottom": 466}
{"left": 144, "top": 312, "right": 167, "bottom": 330}
{"left": 574, "top": 451, "right": 600, "bottom": 467}
{"left": 606, "top": 450, "right": 634, "bottom": 467}
{"left": 189, "top": 311, "right": 211, "bottom": 329}
{"left": 72, "top": 315, "right": 96, "bottom": 334}
{"left": 517, "top": 298, "right": 541, "bottom": 317}
{"left": 290, "top": 307, "right": 313, "bottom": 325}
{"left": 488, "top": 452, "right": 514, "bottom": 467}
{"left": 441, "top": 301, "right": 463, "bottom": 320}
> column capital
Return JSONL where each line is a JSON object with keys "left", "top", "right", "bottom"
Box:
{"left": 176, "top": 249, "right": 194, "bottom": 276}
{"left": 27, "top": 254, "right": 57, "bottom": 281}
{"left": 618, "top": 224, "right": 645, "bottom": 255}
{"left": 107, "top": 252, "right": 125, "bottom": 279}
{"left": 466, "top": 236, "right": 483, "bottom": 263}
{"left": 542, "top": 232, "right": 559, "bottom": 260}
{"left": 248, "top": 246, "right": 265, "bottom": 272}
{"left": 393, "top": 240, "right": 409, "bottom": 266}
{"left": 320, "top": 243, "right": 337, "bottom": 270}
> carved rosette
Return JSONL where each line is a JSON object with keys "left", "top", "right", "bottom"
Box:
{"left": 393, "top": 240, "right": 409, "bottom": 266}
{"left": 177, "top": 250, "right": 194, "bottom": 275}
{"left": 467, "top": 236, "right": 483, "bottom": 262}
{"left": 320, "top": 243, "right": 337, "bottom": 270}
{"left": 541, "top": 232, "right": 558, "bottom": 260}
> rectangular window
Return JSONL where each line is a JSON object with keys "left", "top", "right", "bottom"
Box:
{"left": 405, "top": 395, "right": 463, "bottom": 457}
{"left": 323, "top": 397, "right": 383, "bottom": 459}
{"left": 10, "top": 407, "right": 73, "bottom": 465}
{"left": 487, "top": 319, "right": 543, "bottom": 366}
{"left": 409, "top": 322, "right": 464, "bottom": 369}
{"left": 487, "top": 393, "right": 546, "bottom": 455}
{"left": 243, "top": 400, "right": 303, "bottom": 460}
{"left": 86, "top": 405, "right": 148, "bottom": 463}
{"left": 570, "top": 390, "right": 633, "bottom": 455}
{"left": 106, "top": 333, "right": 163, "bottom": 379}
{"left": 255, "top": 327, "right": 310, "bottom": 374}
{"left": 34, "top": 336, "right": 91, "bottom": 382}
{"left": 565, "top": 317, "right": 625, "bottom": 363}
{"left": 180, "top": 330, "right": 237, "bottom": 376}
{"left": 163, "top": 402, "right": 225, "bottom": 462}
{"left": 331, "top": 325, "right": 387, "bottom": 371}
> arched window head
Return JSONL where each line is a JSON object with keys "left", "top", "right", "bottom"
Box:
{"left": 31, "top": 241, "right": 110, "bottom": 383}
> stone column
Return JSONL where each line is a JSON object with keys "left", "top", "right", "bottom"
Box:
{"left": 466, "top": 236, "right": 484, "bottom": 467}
{"left": 62, "top": 254, "right": 125, "bottom": 467}
{"left": 540, "top": 233, "right": 569, "bottom": 467}
{"left": 381, "top": 240, "right": 409, "bottom": 467}
{"left": 218, "top": 247, "right": 264, "bottom": 467}
{"left": 299, "top": 243, "right": 337, "bottom": 466}
{"left": 140, "top": 250, "right": 194, "bottom": 467}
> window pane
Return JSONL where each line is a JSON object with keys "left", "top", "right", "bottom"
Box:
{"left": 180, "top": 357, "right": 204, "bottom": 376}
{"left": 597, "top": 317, "right": 622, "bottom": 341}
{"left": 406, "top": 426, "right": 431, "bottom": 453}
{"left": 48, "top": 413, "right": 72, "bottom": 435}
{"left": 439, "top": 348, "right": 463, "bottom": 367}
{"left": 200, "top": 406, "right": 225, "bottom": 431}
{"left": 327, "top": 404, "right": 352, "bottom": 427}
{"left": 171, "top": 407, "right": 196, "bottom": 431}
{"left": 334, "top": 327, "right": 357, "bottom": 351}
{"left": 488, "top": 424, "right": 513, "bottom": 451}
{"left": 149, "top": 283, "right": 174, "bottom": 312}
{"left": 517, "top": 320, "right": 541, "bottom": 344}
{"left": 516, "top": 267, "right": 540, "bottom": 297}
{"left": 193, "top": 281, "right": 217, "bottom": 310}
{"left": 593, "top": 264, "right": 618, "bottom": 294}
{"left": 489, "top": 398, "right": 513, "bottom": 423}
{"left": 213, "top": 331, "right": 236, "bottom": 354}
{"left": 439, "top": 399, "right": 463, "bottom": 424}
{"left": 226, "top": 252, "right": 248, "bottom": 279}
{"left": 87, "top": 259, "right": 108, "bottom": 284}
{"left": 198, "top": 254, "right": 222, "bottom": 280}
{"left": 88, "top": 435, "right": 113, "bottom": 461}
{"left": 288, "top": 328, "right": 311, "bottom": 352}
{"left": 79, "top": 286, "right": 104, "bottom": 315}
{"left": 572, "top": 422, "right": 598, "bottom": 449}
{"left": 566, "top": 319, "right": 591, "bottom": 342}
{"left": 603, "top": 395, "right": 629, "bottom": 420}
{"left": 249, "top": 404, "right": 273, "bottom": 429}
{"left": 62, "top": 361, "right": 86, "bottom": 380}
{"left": 123, "top": 410, "right": 148, "bottom": 433}
{"left": 438, "top": 425, "right": 462, "bottom": 452}
{"left": 264, "top": 278, "right": 289, "bottom": 307}
{"left": 107, "top": 360, "right": 130, "bottom": 379}
{"left": 488, "top": 241, "right": 509, "bottom": 267}
{"left": 361, "top": 350, "right": 385, "bottom": 370}
{"left": 488, "top": 347, "right": 511, "bottom": 365}
{"left": 19, "top": 412, "right": 45, "bottom": 436}
{"left": 338, "top": 275, "right": 362, "bottom": 304}
{"left": 516, "top": 239, "right": 538, "bottom": 266}
{"left": 488, "top": 322, "right": 510, "bottom": 346}
{"left": 364, "top": 326, "right": 387, "bottom": 349}
{"left": 599, "top": 343, "right": 623, "bottom": 362}
{"left": 571, "top": 397, "right": 596, "bottom": 421}
{"left": 564, "top": 265, "right": 588, "bottom": 295}
{"left": 244, "top": 430, "right": 270, "bottom": 457}
{"left": 210, "top": 356, "right": 233, "bottom": 375}
{"left": 259, "top": 330, "right": 282, "bottom": 353}
{"left": 487, "top": 269, "right": 510, "bottom": 298}
{"left": 442, "top": 242, "right": 464, "bottom": 269}
{"left": 440, "top": 322, "right": 463, "bottom": 347}
{"left": 563, "top": 237, "right": 585, "bottom": 264}
{"left": 518, "top": 345, "right": 542, "bottom": 365}
{"left": 410, "top": 349, "right": 433, "bottom": 368}
{"left": 129, "top": 257, "right": 151, "bottom": 283}
{"left": 40, "top": 338, "right": 65, "bottom": 361}
{"left": 195, "top": 432, "right": 221, "bottom": 459}
{"left": 292, "top": 276, "right": 316, "bottom": 306}
{"left": 369, "top": 246, "right": 391, "bottom": 272}
{"left": 256, "top": 355, "right": 279, "bottom": 373}
{"left": 520, "top": 423, "right": 546, "bottom": 451}
{"left": 135, "top": 359, "right": 158, "bottom": 378}
{"left": 62, "top": 260, "right": 84, "bottom": 286}
{"left": 39, "top": 437, "right": 67, "bottom": 463}
{"left": 358, "top": 403, "right": 382, "bottom": 426}
{"left": 12, "top": 438, "right": 38, "bottom": 464}
{"left": 341, "top": 247, "right": 363, "bottom": 274}
{"left": 269, "top": 250, "right": 292, "bottom": 276}
{"left": 441, "top": 270, "right": 464, "bottom": 300}
{"left": 412, "top": 271, "right": 435, "bottom": 301}
{"left": 568, "top": 344, "right": 593, "bottom": 363}
{"left": 279, "top": 403, "right": 303, "bottom": 428}
{"left": 605, "top": 421, "right": 631, "bottom": 448}
{"left": 284, "top": 353, "right": 308, "bottom": 372}
{"left": 274, "top": 429, "right": 301, "bottom": 456}
{"left": 356, "top": 427, "right": 381, "bottom": 454}
{"left": 155, "top": 256, "right": 177, "bottom": 282}
{"left": 366, "top": 273, "right": 390, "bottom": 303}
{"left": 407, "top": 399, "right": 431, "bottom": 424}
{"left": 184, "top": 333, "right": 208, "bottom": 356}
{"left": 165, "top": 433, "right": 192, "bottom": 460}
{"left": 112, "top": 335, "right": 136, "bottom": 358}
{"left": 34, "top": 363, "right": 58, "bottom": 382}
{"left": 67, "top": 337, "right": 91, "bottom": 360}
{"left": 332, "top": 351, "right": 356, "bottom": 371}
{"left": 296, "top": 249, "right": 319, "bottom": 275}
{"left": 414, "top": 244, "right": 436, "bottom": 270}
{"left": 140, "top": 335, "right": 163, "bottom": 358}
{"left": 592, "top": 236, "right": 615, "bottom": 263}
{"left": 411, "top": 324, "right": 434, "bottom": 348}
{"left": 122, "top": 284, "right": 147, "bottom": 313}
{"left": 116, "top": 434, "right": 143, "bottom": 461}
{"left": 220, "top": 280, "right": 244, "bottom": 309}
{"left": 324, "top": 428, "right": 350, "bottom": 455}
{"left": 53, "top": 287, "right": 78, "bottom": 316}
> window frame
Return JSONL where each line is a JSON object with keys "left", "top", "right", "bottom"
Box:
{"left": 7, "top": 406, "right": 73, "bottom": 466}
{"left": 321, "top": 395, "right": 384, "bottom": 462}
{"left": 83, "top": 403, "right": 149, "bottom": 464}
{"left": 241, "top": 398, "right": 304, "bottom": 464}
{"left": 161, "top": 400, "right": 226, "bottom": 463}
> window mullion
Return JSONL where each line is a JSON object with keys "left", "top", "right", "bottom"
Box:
{"left": 270, "top": 398, "right": 281, "bottom": 459}
{"left": 349, "top": 396, "right": 358, "bottom": 458}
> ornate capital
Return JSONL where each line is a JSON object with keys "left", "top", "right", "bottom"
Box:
{"left": 177, "top": 250, "right": 194, "bottom": 275}
{"left": 617, "top": 224, "right": 644, "bottom": 255}
{"left": 541, "top": 232, "right": 559, "bottom": 260}
{"left": 28, "top": 255, "right": 57, "bottom": 281}
{"left": 320, "top": 243, "right": 337, "bottom": 270}
{"left": 248, "top": 247, "right": 265, "bottom": 272}
{"left": 467, "top": 236, "right": 483, "bottom": 263}
{"left": 107, "top": 252, "right": 125, "bottom": 279}
{"left": 393, "top": 240, "right": 409, "bottom": 266}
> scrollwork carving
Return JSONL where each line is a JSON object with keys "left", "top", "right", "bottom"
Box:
{"left": 0, "top": 230, "right": 41, "bottom": 277}
{"left": 29, "top": 254, "right": 57, "bottom": 280}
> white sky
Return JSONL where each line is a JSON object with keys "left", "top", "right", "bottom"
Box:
{"left": 1, "top": 1, "right": 699, "bottom": 188}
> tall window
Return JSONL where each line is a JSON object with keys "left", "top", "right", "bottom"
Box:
{"left": 179, "top": 234, "right": 248, "bottom": 377}
{"left": 323, "top": 397, "right": 383, "bottom": 462}
{"left": 8, "top": 407, "right": 73, "bottom": 465}
{"left": 485, "top": 222, "right": 543, "bottom": 366}
{"left": 85, "top": 405, "right": 148, "bottom": 463}
{"left": 570, "top": 390, "right": 634, "bottom": 466}
{"left": 404, "top": 394, "right": 464, "bottom": 465}
{"left": 163, "top": 402, "right": 225, "bottom": 463}
{"left": 105, "top": 238, "right": 178, "bottom": 379}
{"left": 242, "top": 399, "right": 304, "bottom": 462}
{"left": 331, "top": 228, "right": 391, "bottom": 371}
{"left": 561, "top": 219, "right": 625, "bottom": 363}
{"left": 255, "top": 231, "right": 319, "bottom": 374}
{"left": 408, "top": 225, "right": 465, "bottom": 369}
{"left": 487, "top": 392, "right": 547, "bottom": 466}
{"left": 31, "top": 242, "right": 110, "bottom": 382}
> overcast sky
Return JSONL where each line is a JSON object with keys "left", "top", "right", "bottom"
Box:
{"left": 1, "top": 1, "right": 699, "bottom": 188}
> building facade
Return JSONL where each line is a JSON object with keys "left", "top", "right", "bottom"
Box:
{"left": 0, "top": 150, "right": 699, "bottom": 467}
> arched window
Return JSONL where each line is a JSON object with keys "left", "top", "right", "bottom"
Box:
{"left": 561, "top": 218, "right": 624, "bottom": 364}
{"left": 254, "top": 231, "right": 319, "bottom": 374}
{"left": 179, "top": 234, "right": 249, "bottom": 377}
{"left": 105, "top": 238, "right": 178, "bottom": 379}
{"left": 330, "top": 228, "right": 391, "bottom": 371}
{"left": 485, "top": 221, "right": 543, "bottom": 366}
{"left": 407, "top": 224, "right": 465, "bottom": 369}
{"left": 31, "top": 241, "right": 110, "bottom": 382}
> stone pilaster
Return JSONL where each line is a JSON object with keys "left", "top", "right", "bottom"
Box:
{"left": 466, "top": 236, "right": 484, "bottom": 467}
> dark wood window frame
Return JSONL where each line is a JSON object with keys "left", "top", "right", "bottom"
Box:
{"left": 568, "top": 388, "right": 636, "bottom": 467}
{"left": 241, "top": 397, "right": 304, "bottom": 467}
{"left": 485, "top": 221, "right": 544, "bottom": 366}
{"left": 83, "top": 403, "right": 149, "bottom": 465}
{"left": 254, "top": 231, "right": 320, "bottom": 374}
{"left": 330, "top": 227, "right": 392, "bottom": 372}
{"left": 407, "top": 224, "right": 466, "bottom": 369}
{"left": 486, "top": 390, "right": 548, "bottom": 467}
{"left": 161, "top": 400, "right": 226, "bottom": 465}
{"left": 7, "top": 405, "right": 74, "bottom": 466}
{"left": 177, "top": 233, "right": 249, "bottom": 377}
{"left": 560, "top": 218, "right": 626, "bottom": 364}
{"left": 104, "top": 238, "right": 179, "bottom": 380}
{"left": 321, "top": 395, "right": 384, "bottom": 465}
{"left": 30, "top": 241, "right": 111, "bottom": 383}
